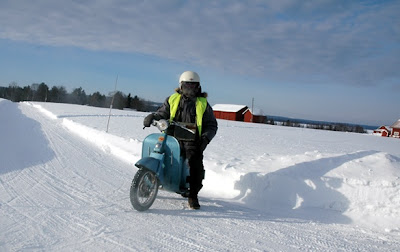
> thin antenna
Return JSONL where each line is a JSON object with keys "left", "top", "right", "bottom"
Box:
{"left": 106, "top": 75, "right": 118, "bottom": 133}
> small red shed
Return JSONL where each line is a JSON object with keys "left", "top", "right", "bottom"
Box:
{"left": 212, "top": 104, "right": 248, "bottom": 121}
{"left": 373, "top": 126, "right": 390, "bottom": 137}
{"left": 243, "top": 108, "right": 267, "bottom": 123}
{"left": 390, "top": 119, "right": 400, "bottom": 138}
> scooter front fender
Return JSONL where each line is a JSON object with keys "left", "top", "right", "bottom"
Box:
{"left": 135, "top": 157, "right": 161, "bottom": 174}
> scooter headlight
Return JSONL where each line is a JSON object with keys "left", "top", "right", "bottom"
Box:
{"left": 156, "top": 119, "right": 169, "bottom": 131}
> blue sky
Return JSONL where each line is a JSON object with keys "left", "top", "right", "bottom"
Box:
{"left": 0, "top": 0, "right": 399, "bottom": 126}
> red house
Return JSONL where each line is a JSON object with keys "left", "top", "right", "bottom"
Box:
{"left": 390, "top": 119, "right": 400, "bottom": 138}
{"left": 243, "top": 108, "right": 267, "bottom": 123}
{"left": 373, "top": 126, "right": 391, "bottom": 137}
{"left": 212, "top": 104, "right": 248, "bottom": 121}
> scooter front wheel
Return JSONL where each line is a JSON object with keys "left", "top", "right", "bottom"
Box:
{"left": 130, "top": 169, "right": 159, "bottom": 211}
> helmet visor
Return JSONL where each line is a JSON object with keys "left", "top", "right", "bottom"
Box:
{"left": 181, "top": 81, "right": 200, "bottom": 88}
{"left": 181, "top": 82, "right": 200, "bottom": 97}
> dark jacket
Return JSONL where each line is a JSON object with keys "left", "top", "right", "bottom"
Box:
{"left": 154, "top": 88, "right": 218, "bottom": 150}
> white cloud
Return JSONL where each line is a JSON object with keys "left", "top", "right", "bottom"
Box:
{"left": 0, "top": 0, "right": 399, "bottom": 88}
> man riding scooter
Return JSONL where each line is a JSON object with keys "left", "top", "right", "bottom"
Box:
{"left": 143, "top": 71, "right": 218, "bottom": 209}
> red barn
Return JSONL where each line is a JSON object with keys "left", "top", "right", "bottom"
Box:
{"left": 243, "top": 108, "right": 267, "bottom": 123}
{"left": 212, "top": 104, "right": 248, "bottom": 121}
{"left": 373, "top": 126, "right": 391, "bottom": 137}
{"left": 390, "top": 119, "right": 400, "bottom": 138}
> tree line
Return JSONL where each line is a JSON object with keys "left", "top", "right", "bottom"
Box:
{"left": 274, "top": 119, "right": 366, "bottom": 133}
{"left": 0, "top": 82, "right": 158, "bottom": 112}
{"left": 1, "top": 82, "right": 366, "bottom": 133}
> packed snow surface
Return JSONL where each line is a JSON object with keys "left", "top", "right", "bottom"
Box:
{"left": 1, "top": 99, "right": 400, "bottom": 251}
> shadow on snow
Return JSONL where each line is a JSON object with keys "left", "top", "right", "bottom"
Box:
{"left": 233, "top": 150, "right": 379, "bottom": 224}
{"left": 0, "top": 101, "right": 55, "bottom": 174}
{"left": 144, "top": 151, "right": 378, "bottom": 225}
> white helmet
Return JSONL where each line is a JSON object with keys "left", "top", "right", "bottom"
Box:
{"left": 179, "top": 71, "right": 200, "bottom": 89}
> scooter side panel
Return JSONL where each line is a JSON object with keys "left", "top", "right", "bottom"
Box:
{"left": 162, "top": 136, "right": 183, "bottom": 192}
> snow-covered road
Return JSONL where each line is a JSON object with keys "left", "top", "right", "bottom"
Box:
{"left": 1, "top": 100, "right": 400, "bottom": 251}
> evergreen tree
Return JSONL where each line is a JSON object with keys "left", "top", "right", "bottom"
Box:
{"left": 112, "top": 91, "right": 126, "bottom": 110}
{"left": 131, "top": 95, "right": 143, "bottom": 111}
{"left": 7, "top": 82, "right": 23, "bottom": 102}
{"left": 126, "top": 93, "right": 132, "bottom": 109}
{"left": 36, "top": 82, "right": 49, "bottom": 102}
{"left": 22, "top": 86, "right": 32, "bottom": 101}
{"left": 69, "top": 87, "right": 87, "bottom": 105}
{"left": 89, "top": 91, "right": 106, "bottom": 107}
{"left": 48, "top": 86, "right": 67, "bottom": 103}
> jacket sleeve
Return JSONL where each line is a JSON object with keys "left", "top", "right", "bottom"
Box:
{"left": 153, "top": 97, "right": 171, "bottom": 120}
{"left": 201, "top": 103, "right": 218, "bottom": 142}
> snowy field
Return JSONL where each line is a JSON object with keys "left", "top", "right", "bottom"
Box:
{"left": 1, "top": 98, "right": 400, "bottom": 251}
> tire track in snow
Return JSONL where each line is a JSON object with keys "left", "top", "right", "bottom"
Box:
{"left": 1, "top": 102, "right": 137, "bottom": 250}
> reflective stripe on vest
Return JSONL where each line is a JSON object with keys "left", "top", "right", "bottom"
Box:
{"left": 168, "top": 93, "right": 207, "bottom": 136}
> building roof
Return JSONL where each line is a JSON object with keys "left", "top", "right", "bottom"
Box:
{"left": 243, "top": 107, "right": 265, "bottom": 116}
{"left": 212, "top": 104, "right": 248, "bottom": 112}
{"left": 375, "top": 125, "right": 390, "bottom": 130}
{"left": 374, "top": 128, "right": 389, "bottom": 133}
{"left": 391, "top": 119, "right": 400, "bottom": 129}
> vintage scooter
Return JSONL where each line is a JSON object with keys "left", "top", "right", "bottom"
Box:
{"left": 130, "top": 119, "right": 195, "bottom": 211}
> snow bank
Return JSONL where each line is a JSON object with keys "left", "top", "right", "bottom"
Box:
{"left": 232, "top": 150, "right": 400, "bottom": 231}
{"left": 0, "top": 100, "right": 54, "bottom": 172}
{"left": 61, "top": 118, "right": 141, "bottom": 165}
{"left": 328, "top": 152, "right": 400, "bottom": 232}
{"left": 22, "top": 102, "right": 142, "bottom": 166}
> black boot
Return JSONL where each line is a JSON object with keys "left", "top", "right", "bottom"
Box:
{"left": 188, "top": 196, "right": 200, "bottom": 210}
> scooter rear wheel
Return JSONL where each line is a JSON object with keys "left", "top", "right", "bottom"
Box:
{"left": 130, "top": 168, "right": 159, "bottom": 211}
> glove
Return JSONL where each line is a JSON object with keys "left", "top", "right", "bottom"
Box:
{"left": 143, "top": 114, "right": 154, "bottom": 127}
{"left": 199, "top": 137, "right": 209, "bottom": 152}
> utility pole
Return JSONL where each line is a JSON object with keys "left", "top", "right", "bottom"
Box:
{"left": 251, "top": 97, "right": 254, "bottom": 123}
{"left": 106, "top": 75, "right": 118, "bottom": 133}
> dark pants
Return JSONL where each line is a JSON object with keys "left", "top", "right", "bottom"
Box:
{"left": 183, "top": 148, "right": 205, "bottom": 198}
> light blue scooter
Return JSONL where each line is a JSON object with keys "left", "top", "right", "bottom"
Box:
{"left": 130, "top": 119, "right": 193, "bottom": 211}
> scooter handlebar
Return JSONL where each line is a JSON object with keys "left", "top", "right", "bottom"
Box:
{"left": 144, "top": 119, "right": 194, "bottom": 135}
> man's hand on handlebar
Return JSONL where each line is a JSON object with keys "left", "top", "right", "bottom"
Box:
{"left": 143, "top": 114, "right": 154, "bottom": 128}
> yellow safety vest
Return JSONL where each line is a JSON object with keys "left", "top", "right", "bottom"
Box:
{"left": 168, "top": 93, "right": 207, "bottom": 136}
